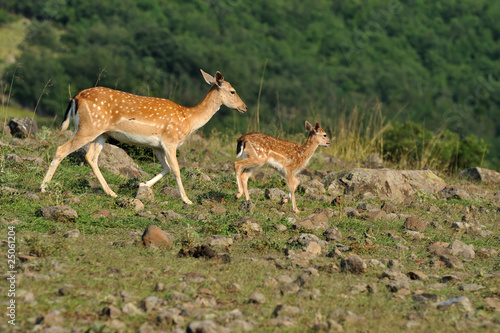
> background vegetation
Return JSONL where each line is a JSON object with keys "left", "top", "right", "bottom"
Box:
{"left": 1, "top": 0, "right": 499, "bottom": 169}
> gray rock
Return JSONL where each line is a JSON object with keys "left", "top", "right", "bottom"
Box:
{"left": 340, "top": 255, "right": 367, "bottom": 274}
{"left": 438, "top": 187, "right": 471, "bottom": 200}
{"left": 249, "top": 292, "right": 266, "bottom": 304}
{"left": 208, "top": 235, "right": 233, "bottom": 247}
{"left": 273, "top": 304, "right": 302, "bottom": 317}
{"left": 312, "top": 319, "right": 344, "bottom": 332}
{"left": 41, "top": 205, "right": 78, "bottom": 222}
{"left": 187, "top": 320, "right": 229, "bottom": 333}
{"left": 102, "top": 305, "right": 121, "bottom": 319}
{"left": 403, "top": 216, "right": 428, "bottom": 231}
{"left": 161, "top": 209, "right": 183, "bottom": 220}
{"left": 387, "top": 279, "right": 410, "bottom": 292}
{"left": 63, "top": 229, "right": 80, "bottom": 238}
{"left": 76, "top": 143, "right": 149, "bottom": 179}
{"left": 448, "top": 240, "right": 475, "bottom": 259}
{"left": 141, "top": 225, "right": 173, "bottom": 249}
{"left": 239, "top": 200, "right": 255, "bottom": 212}
{"left": 299, "top": 179, "right": 326, "bottom": 194}
{"left": 265, "top": 188, "right": 288, "bottom": 201}
{"left": 226, "top": 319, "right": 254, "bottom": 331}
{"left": 458, "top": 284, "right": 484, "bottom": 292}
{"left": 141, "top": 296, "right": 163, "bottom": 312}
{"left": 364, "top": 153, "right": 384, "bottom": 169}
{"left": 8, "top": 117, "right": 38, "bottom": 138}
{"left": 136, "top": 185, "right": 154, "bottom": 202}
{"left": 440, "top": 254, "right": 464, "bottom": 269}
{"left": 323, "top": 227, "right": 342, "bottom": 242}
{"left": 459, "top": 167, "right": 500, "bottom": 185}
{"left": 433, "top": 296, "right": 474, "bottom": 313}
{"left": 121, "top": 302, "right": 143, "bottom": 315}
{"left": 324, "top": 169, "right": 446, "bottom": 204}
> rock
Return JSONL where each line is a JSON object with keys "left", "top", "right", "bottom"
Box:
{"left": 403, "top": 216, "right": 428, "bottom": 231}
{"left": 37, "top": 310, "right": 64, "bottom": 326}
{"left": 448, "top": 240, "right": 475, "bottom": 259}
{"left": 187, "top": 320, "right": 229, "bottom": 333}
{"left": 484, "top": 297, "right": 500, "bottom": 312}
{"left": 41, "top": 205, "right": 78, "bottom": 222}
{"left": 121, "top": 302, "right": 143, "bottom": 316}
{"left": 459, "top": 167, "right": 500, "bottom": 185}
{"left": 141, "top": 296, "right": 163, "bottom": 312}
{"left": 433, "top": 296, "right": 474, "bottom": 313}
{"left": 210, "top": 206, "right": 226, "bottom": 214}
{"left": 265, "top": 188, "right": 288, "bottom": 201}
{"left": 8, "top": 117, "right": 38, "bottom": 138}
{"left": 301, "top": 212, "right": 329, "bottom": 230}
{"left": 160, "top": 209, "right": 183, "bottom": 220}
{"left": 102, "top": 305, "right": 121, "bottom": 319}
{"left": 408, "top": 270, "right": 428, "bottom": 281}
{"left": 141, "top": 225, "right": 173, "bottom": 249}
{"left": 136, "top": 185, "right": 154, "bottom": 202}
{"left": 304, "top": 241, "right": 322, "bottom": 254}
{"left": 249, "top": 292, "right": 266, "bottom": 304}
{"left": 440, "top": 254, "right": 463, "bottom": 269}
{"left": 427, "top": 242, "right": 451, "bottom": 256}
{"left": 459, "top": 284, "right": 484, "bottom": 292}
{"left": 340, "top": 255, "right": 367, "bottom": 274}
{"left": 381, "top": 202, "right": 398, "bottom": 213}
{"left": 115, "top": 198, "right": 144, "bottom": 212}
{"left": 323, "top": 227, "right": 342, "bottom": 242}
{"left": 299, "top": 179, "right": 326, "bottom": 194}
{"left": 232, "top": 216, "right": 262, "bottom": 235}
{"left": 275, "top": 224, "right": 287, "bottom": 231}
{"left": 324, "top": 169, "right": 446, "bottom": 204}
{"left": 387, "top": 279, "right": 410, "bottom": 292}
{"left": 239, "top": 200, "right": 255, "bottom": 212}
{"left": 438, "top": 186, "right": 471, "bottom": 200}
{"left": 312, "top": 319, "right": 344, "bottom": 332}
{"left": 63, "top": 229, "right": 80, "bottom": 238}
{"left": 273, "top": 304, "right": 301, "bottom": 317}
{"left": 70, "top": 143, "right": 148, "bottom": 179}
{"left": 364, "top": 153, "right": 384, "bottom": 169}
{"left": 226, "top": 320, "right": 254, "bottom": 331}
{"left": 208, "top": 235, "right": 233, "bottom": 247}
{"left": 381, "top": 269, "right": 405, "bottom": 280}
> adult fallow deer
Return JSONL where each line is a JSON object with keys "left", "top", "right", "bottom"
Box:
{"left": 234, "top": 121, "right": 331, "bottom": 213}
{"left": 41, "top": 70, "right": 247, "bottom": 204}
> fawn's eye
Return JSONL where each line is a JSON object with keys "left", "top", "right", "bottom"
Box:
{"left": 230, "top": 90, "right": 236, "bottom": 95}
{"left": 323, "top": 134, "right": 327, "bottom": 138}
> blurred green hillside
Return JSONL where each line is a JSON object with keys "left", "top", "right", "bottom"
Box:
{"left": 1, "top": 0, "right": 499, "bottom": 168}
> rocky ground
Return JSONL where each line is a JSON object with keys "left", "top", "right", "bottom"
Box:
{"left": 1, "top": 120, "right": 499, "bottom": 332}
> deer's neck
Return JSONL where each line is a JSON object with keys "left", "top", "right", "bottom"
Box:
{"left": 188, "top": 87, "right": 222, "bottom": 131}
{"left": 297, "top": 135, "right": 319, "bottom": 165}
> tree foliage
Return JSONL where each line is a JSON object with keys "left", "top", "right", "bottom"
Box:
{"left": 2, "top": 0, "right": 500, "bottom": 168}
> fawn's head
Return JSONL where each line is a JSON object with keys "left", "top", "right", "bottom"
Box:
{"left": 305, "top": 121, "right": 331, "bottom": 147}
{"left": 201, "top": 69, "right": 247, "bottom": 113}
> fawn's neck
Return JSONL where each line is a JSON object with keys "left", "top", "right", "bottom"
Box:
{"left": 295, "top": 134, "right": 319, "bottom": 165}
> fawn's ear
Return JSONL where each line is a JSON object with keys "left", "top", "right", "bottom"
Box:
{"left": 315, "top": 123, "right": 320, "bottom": 131}
{"left": 201, "top": 69, "right": 215, "bottom": 86}
{"left": 215, "top": 71, "right": 224, "bottom": 87}
{"left": 305, "top": 121, "right": 313, "bottom": 132}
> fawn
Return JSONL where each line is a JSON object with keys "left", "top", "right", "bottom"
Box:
{"left": 234, "top": 121, "right": 331, "bottom": 213}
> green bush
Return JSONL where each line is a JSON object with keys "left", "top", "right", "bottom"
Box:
{"left": 383, "top": 121, "right": 489, "bottom": 171}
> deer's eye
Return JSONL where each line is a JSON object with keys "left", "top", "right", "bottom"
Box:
{"left": 323, "top": 134, "right": 327, "bottom": 138}
{"left": 230, "top": 90, "right": 236, "bottom": 95}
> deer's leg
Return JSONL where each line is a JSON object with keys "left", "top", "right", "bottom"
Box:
{"left": 286, "top": 172, "right": 300, "bottom": 213}
{"left": 84, "top": 135, "right": 117, "bottom": 197}
{"left": 141, "top": 149, "right": 171, "bottom": 188}
{"left": 240, "top": 168, "right": 254, "bottom": 201}
{"left": 283, "top": 176, "right": 300, "bottom": 203}
{"left": 164, "top": 146, "right": 192, "bottom": 205}
{"left": 234, "top": 161, "right": 247, "bottom": 199}
{"left": 41, "top": 133, "right": 97, "bottom": 192}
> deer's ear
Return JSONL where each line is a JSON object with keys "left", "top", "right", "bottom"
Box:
{"left": 315, "top": 123, "right": 320, "bottom": 131}
{"left": 305, "top": 121, "right": 313, "bottom": 132}
{"left": 201, "top": 69, "right": 215, "bottom": 86}
{"left": 215, "top": 71, "right": 224, "bottom": 87}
